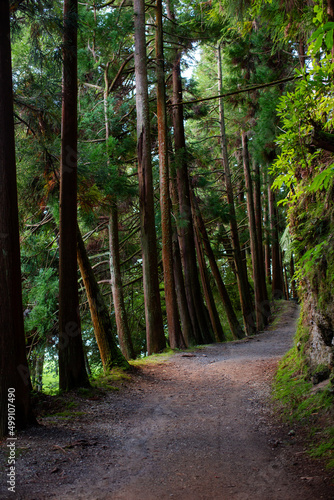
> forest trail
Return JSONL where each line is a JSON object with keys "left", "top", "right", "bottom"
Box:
{"left": 1, "top": 301, "right": 333, "bottom": 499}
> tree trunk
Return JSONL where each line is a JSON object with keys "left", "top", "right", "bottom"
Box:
{"left": 191, "top": 193, "right": 244, "bottom": 340}
{"left": 103, "top": 58, "right": 135, "bottom": 360}
{"left": 59, "top": 0, "right": 89, "bottom": 391}
{"left": 194, "top": 228, "right": 223, "bottom": 342}
{"left": 191, "top": 201, "right": 225, "bottom": 342}
{"left": 298, "top": 39, "right": 306, "bottom": 69}
{"left": 170, "top": 175, "right": 196, "bottom": 347}
{"left": 77, "top": 227, "right": 130, "bottom": 370}
{"left": 253, "top": 161, "right": 270, "bottom": 315}
{"left": 242, "top": 133, "right": 269, "bottom": 330}
{"left": 0, "top": 0, "right": 35, "bottom": 437}
{"left": 134, "top": 0, "right": 166, "bottom": 354}
{"left": 155, "top": 0, "right": 184, "bottom": 349}
{"left": 218, "top": 223, "right": 237, "bottom": 276}
{"left": 109, "top": 205, "right": 135, "bottom": 359}
{"left": 218, "top": 44, "right": 256, "bottom": 335}
{"left": 263, "top": 169, "right": 271, "bottom": 284}
{"left": 269, "top": 184, "right": 284, "bottom": 299}
{"left": 167, "top": 3, "right": 210, "bottom": 345}
{"left": 172, "top": 65, "right": 209, "bottom": 345}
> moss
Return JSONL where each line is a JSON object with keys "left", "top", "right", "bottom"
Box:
{"left": 273, "top": 317, "right": 334, "bottom": 468}
{"left": 90, "top": 367, "right": 132, "bottom": 391}
{"left": 45, "top": 410, "right": 86, "bottom": 420}
{"left": 129, "top": 347, "right": 176, "bottom": 367}
{"left": 309, "top": 427, "right": 334, "bottom": 468}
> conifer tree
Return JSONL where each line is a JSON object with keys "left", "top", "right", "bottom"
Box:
{"left": 58, "top": 0, "right": 89, "bottom": 390}
{"left": 0, "top": 0, "right": 35, "bottom": 436}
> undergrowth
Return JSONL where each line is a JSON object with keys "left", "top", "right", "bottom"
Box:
{"left": 273, "top": 316, "right": 334, "bottom": 468}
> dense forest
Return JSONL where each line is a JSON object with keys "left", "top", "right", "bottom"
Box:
{"left": 1, "top": 0, "right": 334, "bottom": 439}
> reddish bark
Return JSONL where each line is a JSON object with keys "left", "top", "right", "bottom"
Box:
{"left": 253, "top": 161, "right": 269, "bottom": 316}
{"left": 134, "top": 0, "right": 166, "bottom": 354}
{"left": 109, "top": 206, "right": 136, "bottom": 359}
{"left": 191, "top": 192, "right": 244, "bottom": 340}
{"left": 218, "top": 45, "right": 256, "bottom": 335}
{"left": 170, "top": 176, "right": 196, "bottom": 347}
{"left": 156, "top": 0, "right": 184, "bottom": 349}
{"left": 58, "top": 0, "right": 89, "bottom": 390}
{"left": 77, "top": 227, "right": 130, "bottom": 370}
{"left": 242, "top": 133, "right": 270, "bottom": 330}
{"left": 269, "top": 185, "right": 284, "bottom": 299}
{"left": 0, "top": 0, "right": 35, "bottom": 436}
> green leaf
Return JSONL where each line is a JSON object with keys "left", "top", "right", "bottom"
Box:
{"left": 325, "top": 29, "right": 334, "bottom": 50}
{"left": 308, "top": 26, "right": 324, "bottom": 44}
{"left": 314, "top": 33, "right": 324, "bottom": 53}
{"left": 308, "top": 167, "right": 334, "bottom": 192}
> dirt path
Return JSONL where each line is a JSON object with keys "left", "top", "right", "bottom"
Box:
{"left": 1, "top": 301, "right": 333, "bottom": 499}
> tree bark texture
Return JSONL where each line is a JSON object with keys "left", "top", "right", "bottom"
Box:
{"left": 59, "top": 0, "right": 89, "bottom": 390}
{"left": 167, "top": 6, "right": 210, "bottom": 345}
{"left": 77, "top": 227, "right": 130, "bottom": 370}
{"left": 217, "top": 45, "right": 256, "bottom": 335}
{"left": 253, "top": 161, "right": 269, "bottom": 311}
{"left": 109, "top": 206, "right": 136, "bottom": 359}
{"left": 269, "top": 184, "right": 285, "bottom": 299}
{"left": 242, "top": 133, "right": 269, "bottom": 330}
{"left": 156, "top": 0, "right": 184, "bottom": 349}
{"left": 134, "top": 0, "right": 166, "bottom": 354}
{"left": 263, "top": 168, "right": 271, "bottom": 284}
{"left": 170, "top": 175, "right": 196, "bottom": 347}
{"left": 0, "top": 0, "right": 35, "bottom": 436}
{"left": 191, "top": 201, "right": 225, "bottom": 342}
{"left": 172, "top": 62, "right": 209, "bottom": 345}
{"left": 103, "top": 58, "right": 134, "bottom": 360}
{"left": 191, "top": 192, "right": 244, "bottom": 340}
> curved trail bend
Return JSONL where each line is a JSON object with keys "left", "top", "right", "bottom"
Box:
{"left": 1, "top": 301, "right": 333, "bottom": 499}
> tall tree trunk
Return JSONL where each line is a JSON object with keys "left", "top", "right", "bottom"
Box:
{"left": 253, "top": 161, "right": 269, "bottom": 309}
{"left": 194, "top": 225, "right": 223, "bottom": 342}
{"left": 103, "top": 61, "right": 134, "bottom": 360}
{"left": 155, "top": 0, "right": 184, "bottom": 349}
{"left": 269, "top": 184, "right": 284, "bottom": 299}
{"left": 59, "top": 0, "right": 89, "bottom": 391}
{"left": 134, "top": 0, "right": 166, "bottom": 354}
{"left": 263, "top": 169, "right": 271, "bottom": 284}
{"left": 192, "top": 193, "right": 244, "bottom": 340}
{"left": 109, "top": 206, "right": 135, "bottom": 359}
{"left": 172, "top": 63, "right": 209, "bottom": 345}
{"left": 191, "top": 197, "right": 225, "bottom": 342}
{"left": 283, "top": 262, "right": 289, "bottom": 300}
{"left": 170, "top": 175, "right": 196, "bottom": 347}
{"left": 77, "top": 227, "right": 130, "bottom": 370}
{"left": 242, "top": 133, "right": 269, "bottom": 330}
{"left": 0, "top": 0, "right": 35, "bottom": 436}
{"left": 218, "top": 223, "right": 237, "bottom": 276}
{"left": 217, "top": 44, "right": 256, "bottom": 335}
{"left": 167, "top": 2, "right": 210, "bottom": 345}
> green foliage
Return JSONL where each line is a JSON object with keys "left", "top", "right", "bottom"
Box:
{"left": 42, "top": 359, "right": 59, "bottom": 395}
{"left": 24, "top": 268, "right": 58, "bottom": 336}
{"left": 273, "top": 317, "right": 310, "bottom": 414}
{"left": 309, "top": 427, "right": 334, "bottom": 468}
{"left": 273, "top": 314, "right": 334, "bottom": 468}
{"left": 307, "top": 166, "right": 334, "bottom": 193}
